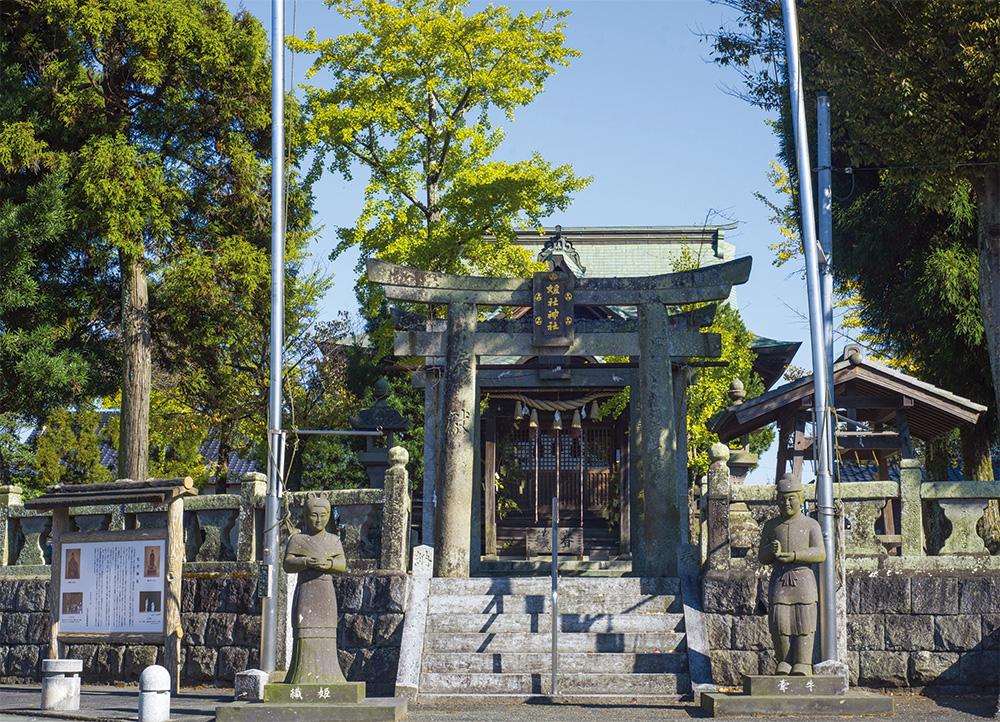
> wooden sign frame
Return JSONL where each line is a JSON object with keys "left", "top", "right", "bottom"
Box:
{"left": 47, "top": 496, "right": 185, "bottom": 693}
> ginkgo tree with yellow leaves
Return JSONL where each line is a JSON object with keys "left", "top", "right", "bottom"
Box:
{"left": 291, "top": 0, "right": 591, "bottom": 306}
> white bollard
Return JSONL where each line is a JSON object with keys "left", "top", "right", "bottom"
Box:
{"left": 138, "top": 665, "right": 171, "bottom": 722}
{"left": 40, "top": 658, "right": 82, "bottom": 711}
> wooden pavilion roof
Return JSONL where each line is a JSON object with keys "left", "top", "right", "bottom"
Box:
{"left": 711, "top": 347, "right": 987, "bottom": 443}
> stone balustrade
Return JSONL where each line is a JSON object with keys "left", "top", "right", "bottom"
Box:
{"left": 699, "top": 453, "right": 1000, "bottom": 571}
{"left": 0, "top": 448, "right": 412, "bottom": 688}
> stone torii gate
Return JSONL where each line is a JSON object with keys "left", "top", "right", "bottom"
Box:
{"left": 367, "top": 256, "right": 752, "bottom": 577}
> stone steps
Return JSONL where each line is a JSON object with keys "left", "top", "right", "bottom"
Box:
{"left": 477, "top": 560, "right": 632, "bottom": 576}
{"left": 420, "top": 671, "right": 691, "bottom": 696}
{"left": 426, "top": 612, "right": 684, "bottom": 634}
{"left": 427, "top": 593, "right": 681, "bottom": 615}
{"left": 418, "top": 576, "right": 690, "bottom": 698}
{"left": 425, "top": 631, "right": 687, "bottom": 654}
{"left": 428, "top": 576, "right": 679, "bottom": 596}
{"left": 422, "top": 652, "right": 688, "bottom": 674}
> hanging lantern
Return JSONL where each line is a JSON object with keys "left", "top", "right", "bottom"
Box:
{"left": 514, "top": 400, "right": 523, "bottom": 419}
{"left": 581, "top": 404, "right": 587, "bottom": 420}
{"left": 589, "top": 400, "right": 602, "bottom": 421}
{"left": 571, "top": 409, "right": 582, "bottom": 429}
{"left": 529, "top": 409, "right": 538, "bottom": 429}
{"left": 552, "top": 410, "right": 563, "bottom": 431}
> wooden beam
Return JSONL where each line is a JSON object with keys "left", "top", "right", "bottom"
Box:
{"left": 834, "top": 395, "right": 913, "bottom": 410}
{"left": 836, "top": 432, "right": 902, "bottom": 451}
{"left": 395, "top": 330, "right": 721, "bottom": 358}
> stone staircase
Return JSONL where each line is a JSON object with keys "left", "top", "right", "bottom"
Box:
{"left": 419, "top": 576, "right": 690, "bottom": 697}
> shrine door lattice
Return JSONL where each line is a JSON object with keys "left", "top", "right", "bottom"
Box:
{"left": 492, "top": 423, "right": 621, "bottom": 557}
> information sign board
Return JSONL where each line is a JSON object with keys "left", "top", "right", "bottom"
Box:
{"left": 59, "top": 533, "right": 166, "bottom": 637}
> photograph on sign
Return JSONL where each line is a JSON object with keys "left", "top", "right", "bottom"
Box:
{"left": 65, "top": 548, "right": 81, "bottom": 580}
{"left": 62, "top": 592, "right": 83, "bottom": 615}
{"left": 60, "top": 538, "right": 166, "bottom": 635}
{"left": 143, "top": 545, "right": 160, "bottom": 577}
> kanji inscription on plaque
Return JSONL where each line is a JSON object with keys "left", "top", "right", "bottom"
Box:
{"left": 532, "top": 269, "right": 575, "bottom": 346}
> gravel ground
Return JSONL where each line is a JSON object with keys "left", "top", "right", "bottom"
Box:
{"left": 0, "top": 685, "right": 995, "bottom": 721}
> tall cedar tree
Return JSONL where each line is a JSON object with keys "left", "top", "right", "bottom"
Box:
{"left": 3, "top": 0, "right": 324, "bottom": 484}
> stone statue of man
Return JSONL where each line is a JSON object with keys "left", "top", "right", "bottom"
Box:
{"left": 758, "top": 474, "right": 825, "bottom": 676}
{"left": 283, "top": 495, "right": 348, "bottom": 684}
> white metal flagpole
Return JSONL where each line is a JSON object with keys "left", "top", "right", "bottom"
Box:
{"left": 261, "top": 0, "right": 285, "bottom": 674}
{"left": 780, "top": 0, "right": 838, "bottom": 663}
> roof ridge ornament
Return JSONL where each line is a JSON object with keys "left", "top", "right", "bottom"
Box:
{"left": 539, "top": 224, "right": 586, "bottom": 276}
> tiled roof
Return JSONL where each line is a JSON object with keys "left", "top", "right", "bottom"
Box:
{"left": 837, "top": 457, "right": 999, "bottom": 482}
{"left": 97, "top": 438, "right": 259, "bottom": 480}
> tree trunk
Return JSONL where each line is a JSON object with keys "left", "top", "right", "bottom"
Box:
{"left": 117, "top": 250, "right": 151, "bottom": 481}
{"left": 925, "top": 434, "right": 952, "bottom": 481}
{"left": 214, "top": 424, "right": 232, "bottom": 495}
{"left": 961, "top": 421, "right": 995, "bottom": 481}
{"left": 976, "top": 165, "right": 1000, "bottom": 422}
{"left": 973, "top": 167, "right": 1000, "bottom": 553}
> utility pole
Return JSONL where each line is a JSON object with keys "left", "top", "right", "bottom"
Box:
{"left": 780, "top": 0, "right": 838, "bottom": 663}
{"left": 261, "top": 0, "right": 285, "bottom": 674}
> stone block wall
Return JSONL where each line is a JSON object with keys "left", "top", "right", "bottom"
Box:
{"left": 703, "top": 570, "right": 1000, "bottom": 692}
{"left": 0, "top": 572, "right": 406, "bottom": 694}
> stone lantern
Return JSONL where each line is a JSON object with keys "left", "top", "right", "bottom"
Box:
{"left": 350, "top": 377, "right": 412, "bottom": 488}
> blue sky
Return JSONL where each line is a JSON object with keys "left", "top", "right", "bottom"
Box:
{"left": 229, "top": 0, "right": 825, "bottom": 481}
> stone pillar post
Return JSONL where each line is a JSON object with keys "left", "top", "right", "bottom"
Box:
{"left": 899, "top": 458, "right": 923, "bottom": 557}
{"left": 434, "top": 302, "right": 477, "bottom": 577}
{"left": 638, "top": 302, "right": 678, "bottom": 577}
{"left": 706, "top": 443, "right": 731, "bottom": 571}
{"left": 0, "top": 485, "right": 23, "bottom": 567}
{"left": 381, "top": 446, "right": 411, "bottom": 572}
{"left": 238, "top": 472, "right": 266, "bottom": 562}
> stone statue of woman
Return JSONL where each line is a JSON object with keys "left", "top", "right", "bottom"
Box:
{"left": 283, "top": 495, "right": 347, "bottom": 684}
{"left": 758, "top": 474, "right": 826, "bottom": 676}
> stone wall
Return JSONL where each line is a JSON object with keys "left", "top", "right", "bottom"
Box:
{"left": 0, "top": 572, "right": 406, "bottom": 694}
{"left": 703, "top": 569, "right": 1000, "bottom": 692}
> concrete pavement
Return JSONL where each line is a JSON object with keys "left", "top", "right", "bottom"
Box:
{"left": 0, "top": 685, "right": 995, "bottom": 721}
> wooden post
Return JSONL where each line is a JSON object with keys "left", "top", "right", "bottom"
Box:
{"left": 617, "top": 416, "right": 630, "bottom": 556}
{"left": 637, "top": 302, "right": 678, "bottom": 576}
{"left": 49, "top": 508, "right": 68, "bottom": 660}
{"left": 434, "top": 302, "right": 477, "bottom": 577}
{"left": 483, "top": 410, "right": 497, "bottom": 558}
{"left": 164, "top": 496, "right": 184, "bottom": 693}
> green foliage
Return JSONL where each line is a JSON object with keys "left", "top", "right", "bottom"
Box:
{"left": 710, "top": 0, "right": 997, "bottom": 476}
{"left": 3, "top": 0, "right": 329, "bottom": 484}
{"left": 290, "top": 0, "right": 590, "bottom": 302}
{"left": 671, "top": 249, "right": 773, "bottom": 477}
{"left": 34, "top": 407, "right": 112, "bottom": 488}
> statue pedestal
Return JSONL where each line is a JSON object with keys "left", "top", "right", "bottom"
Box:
{"left": 217, "top": 678, "right": 407, "bottom": 721}
{"left": 700, "top": 674, "right": 893, "bottom": 717}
